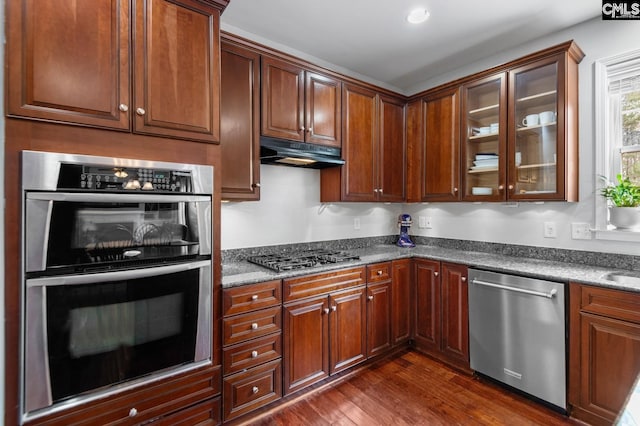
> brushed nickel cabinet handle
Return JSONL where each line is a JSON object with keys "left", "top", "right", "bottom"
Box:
{"left": 135, "top": 107, "right": 146, "bottom": 116}
{"left": 129, "top": 408, "right": 138, "bottom": 418}
{"left": 323, "top": 308, "right": 330, "bottom": 314}
{"left": 252, "top": 386, "right": 259, "bottom": 394}
{"left": 377, "top": 270, "right": 383, "bottom": 276}
{"left": 251, "top": 295, "right": 259, "bottom": 301}
{"left": 331, "top": 305, "right": 337, "bottom": 312}
{"left": 368, "top": 295, "right": 374, "bottom": 301}
{"left": 508, "top": 184, "right": 514, "bottom": 190}
{"left": 461, "top": 276, "right": 467, "bottom": 282}
{"left": 119, "top": 104, "right": 129, "bottom": 112}
{"left": 499, "top": 185, "right": 505, "bottom": 190}
{"left": 251, "top": 350, "right": 258, "bottom": 358}
{"left": 251, "top": 323, "right": 258, "bottom": 330}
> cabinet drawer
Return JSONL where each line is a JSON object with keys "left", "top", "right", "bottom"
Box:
{"left": 223, "top": 280, "right": 282, "bottom": 316}
{"left": 223, "top": 306, "right": 282, "bottom": 346}
{"left": 578, "top": 284, "right": 640, "bottom": 323}
{"left": 367, "top": 262, "right": 391, "bottom": 283}
{"left": 152, "top": 397, "right": 221, "bottom": 425}
{"left": 223, "top": 359, "right": 282, "bottom": 421}
{"left": 223, "top": 332, "right": 282, "bottom": 376}
{"left": 283, "top": 266, "right": 365, "bottom": 302}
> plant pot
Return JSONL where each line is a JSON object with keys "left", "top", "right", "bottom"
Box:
{"left": 609, "top": 206, "right": 640, "bottom": 229}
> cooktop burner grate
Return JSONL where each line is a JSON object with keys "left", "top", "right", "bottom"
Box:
{"left": 247, "top": 249, "right": 360, "bottom": 272}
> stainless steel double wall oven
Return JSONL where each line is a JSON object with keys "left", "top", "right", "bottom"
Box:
{"left": 20, "top": 151, "right": 214, "bottom": 423}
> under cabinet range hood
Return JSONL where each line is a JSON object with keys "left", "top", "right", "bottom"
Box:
{"left": 260, "top": 136, "right": 345, "bottom": 168}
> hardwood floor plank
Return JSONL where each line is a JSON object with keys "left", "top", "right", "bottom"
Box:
{"left": 235, "top": 350, "right": 582, "bottom": 425}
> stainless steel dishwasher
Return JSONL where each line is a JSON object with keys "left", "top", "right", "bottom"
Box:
{"left": 468, "top": 269, "right": 566, "bottom": 410}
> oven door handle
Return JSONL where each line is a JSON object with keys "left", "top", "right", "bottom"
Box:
{"left": 26, "top": 260, "right": 212, "bottom": 287}
{"left": 26, "top": 192, "right": 211, "bottom": 203}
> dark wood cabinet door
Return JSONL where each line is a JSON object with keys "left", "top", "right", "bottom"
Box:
{"left": 133, "top": 0, "right": 220, "bottom": 142}
{"left": 391, "top": 259, "right": 412, "bottom": 345}
{"left": 378, "top": 95, "right": 406, "bottom": 202}
{"left": 329, "top": 287, "right": 367, "bottom": 374}
{"left": 220, "top": 41, "right": 261, "bottom": 200}
{"left": 577, "top": 313, "right": 640, "bottom": 423}
{"left": 340, "top": 83, "right": 378, "bottom": 201}
{"left": 261, "top": 56, "right": 305, "bottom": 141}
{"left": 440, "top": 263, "right": 469, "bottom": 364}
{"left": 305, "top": 72, "right": 342, "bottom": 147}
{"left": 413, "top": 259, "right": 441, "bottom": 350}
{"left": 283, "top": 296, "right": 329, "bottom": 395}
{"left": 6, "top": 0, "right": 131, "bottom": 129}
{"left": 366, "top": 281, "right": 392, "bottom": 357}
{"left": 407, "top": 88, "right": 461, "bottom": 202}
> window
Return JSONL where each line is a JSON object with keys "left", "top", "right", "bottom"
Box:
{"left": 595, "top": 49, "right": 640, "bottom": 240}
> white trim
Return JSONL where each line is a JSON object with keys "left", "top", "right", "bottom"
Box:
{"left": 594, "top": 48, "right": 640, "bottom": 241}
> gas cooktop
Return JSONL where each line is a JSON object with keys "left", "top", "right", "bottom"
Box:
{"left": 247, "top": 249, "right": 360, "bottom": 272}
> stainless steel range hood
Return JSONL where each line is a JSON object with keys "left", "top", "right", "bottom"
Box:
{"left": 260, "top": 136, "right": 345, "bottom": 169}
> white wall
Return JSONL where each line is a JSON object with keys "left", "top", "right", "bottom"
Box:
{"left": 223, "top": 17, "right": 640, "bottom": 256}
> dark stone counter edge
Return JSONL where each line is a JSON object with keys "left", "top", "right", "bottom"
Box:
{"left": 222, "top": 237, "right": 640, "bottom": 293}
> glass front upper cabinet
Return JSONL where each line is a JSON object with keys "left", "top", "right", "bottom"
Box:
{"left": 508, "top": 56, "right": 564, "bottom": 200}
{"left": 462, "top": 73, "right": 507, "bottom": 201}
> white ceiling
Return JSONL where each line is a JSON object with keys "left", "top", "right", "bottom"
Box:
{"left": 220, "top": 0, "right": 600, "bottom": 93}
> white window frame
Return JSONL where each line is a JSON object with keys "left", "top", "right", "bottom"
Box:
{"left": 594, "top": 48, "right": 640, "bottom": 242}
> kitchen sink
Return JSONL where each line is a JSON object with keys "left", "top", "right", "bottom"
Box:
{"left": 601, "top": 271, "right": 640, "bottom": 286}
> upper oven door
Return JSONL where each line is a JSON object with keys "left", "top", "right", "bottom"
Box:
{"left": 24, "top": 192, "right": 212, "bottom": 275}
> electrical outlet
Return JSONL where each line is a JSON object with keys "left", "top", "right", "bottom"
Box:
{"left": 425, "top": 217, "right": 432, "bottom": 229}
{"left": 418, "top": 216, "right": 426, "bottom": 228}
{"left": 571, "top": 223, "right": 592, "bottom": 240}
{"left": 354, "top": 217, "right": 360, "bottom": 230}
{"left": 543, "top": 222, "right": 557, "bottom": 238}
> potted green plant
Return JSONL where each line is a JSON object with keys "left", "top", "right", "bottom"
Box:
{"left": 601, "top": 174, "right": 640, "bottom": 229}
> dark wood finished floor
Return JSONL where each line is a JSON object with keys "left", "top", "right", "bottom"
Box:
{"left": 240, "top": 350, "right": 582, "bottom": 425}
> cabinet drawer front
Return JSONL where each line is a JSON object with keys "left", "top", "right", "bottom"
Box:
{"left": 152, "top": 397, "right": 221, "bottom": 425}
{"left": 223, "top": 332, "right": 282, "bottom": 376}
{"left": 367, "top": 262, "right": 391, "bottom": 283}
{"left": 223, "top": 306, "right": 282, "bottom": 346}
{"left": 223, "top": 280, "right": 282, "bottom": 316}
{"left": 283, "top": 267, "right": 365, "bottom": 302}
{"left": 579, "top": 284, "right": 640, "bottom": 323}
{"left": 223, "top": 359, "right": 282, "bottom": 421}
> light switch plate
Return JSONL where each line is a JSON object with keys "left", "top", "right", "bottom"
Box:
{"left": 571, "top": 223, "right": 592, "bottom": 240}
{"left": 543, "top": 222, "right": 557, "bottom": 238}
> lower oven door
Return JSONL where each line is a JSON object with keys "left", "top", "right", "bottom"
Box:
{"left": 23, "top": 260, "right": 212, "bottom": 419}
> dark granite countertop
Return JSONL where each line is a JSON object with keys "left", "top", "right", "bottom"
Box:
{"left": 222, "top": 243, "right": 639, "bottom": 292}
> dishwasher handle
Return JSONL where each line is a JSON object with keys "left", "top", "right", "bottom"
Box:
{"left": 471, "top": 278, "right": 558, "bottom": 299}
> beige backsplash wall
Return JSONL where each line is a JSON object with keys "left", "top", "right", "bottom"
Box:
{"left": 221, "top": 17, "right": 640, "bottom": 256}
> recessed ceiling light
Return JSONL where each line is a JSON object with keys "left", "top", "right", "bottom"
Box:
{"left": 407, "top": 8, "right": 430, "bottom": 24}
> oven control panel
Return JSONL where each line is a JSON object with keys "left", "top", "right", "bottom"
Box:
{"left": 57, "top": 164, "right": 194, "bottom": 193}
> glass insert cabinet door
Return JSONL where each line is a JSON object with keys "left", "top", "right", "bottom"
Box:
{"left": 509, "top": 56, "right": 564, "bottom": 199}
{"left": 462, "top": 73, "right": 507, "bottom": 200}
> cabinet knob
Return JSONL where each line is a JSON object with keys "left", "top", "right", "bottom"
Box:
{"left": 308, "top": 127, "right": 313, "bottom": 133}
{"left": 434, "top": 271, "right": 439, "bottom": 277}
{"left": 251, "top": 323, "right": 258, "bottom": 330}
{"left": 251, "top": 350, "right": 258, "bottom": 358}
{"left": 129, "top": 408, "right": 138, "bottom": 418}
{"left": 135, "top": 107, "right": 146, "bottom": 116}
{"left": 252, "top": 182, "right": 261, "bottom": 188}
{"left": 323, "top": 308, "right": 330, "bottom": 314}
{"left": 300, "top": 126, "right": 305, "bottom": 131}
{"left": 461, "top": 276, "right": 467, "bottom": 282}
{"left": 498, "top": 185, "right": 505, "bottom": 190}
{"left": 331, "top": 305, "right": 337, "bottom": 312}
{"left": 454, "top": 187, "right": 458, "bottom": 193}
{"left": 119, "top": 104, "right": 129, "bottom": 112}
{"left": 251, "top": 294, "right": 259, "bottom": 301}
{"left": 379, "top": 188, "right": 383, "bottom": 194}
{"left": 377, "top": 270, "right": 383, "bottom": 276}
{"left": 252, "top": 386, "right": 259, "bottom": 394}
{"left": 508, "top": 184, "right": 514, "bottom": 190}
{"left": 373, "top": 188, "right": 379, "bottom": 193}
{"left": 368, "top": 295, "right": 374, "bottom": 301}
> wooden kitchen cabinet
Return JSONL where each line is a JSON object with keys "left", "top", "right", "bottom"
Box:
{"left": 220, "top": 40, "right": 261, "bottom": 200}
{"left": 222, "top": 280, "right": 282, "bottom": 421}
{"left": 413, "top": 259, "right": 469, "bottom": 370}
{"left": 366, "top": 262, "right": 392, "bottom": 357}
{"left": 261, "top": 56, "right": 342, "bottom": 147}
{"left": 391, "top": 259, "right": 412, "bottom": 345}
{"left": 7, "top": 0, "right": 224, "bottom": 143}
{"left": 460, "top": 42, "right": 583, "bottom": 201}
{"left": 320, "top": 84, "right": 406, "bottom": 202}
{"left": 407, "top": 87, "right": 461, "bottom": 202}
{"left": 282, "top": 267, "right": 366, "bottom": 395}
{"left": 569, "top": 283, "right": 640, "bottom": 426}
